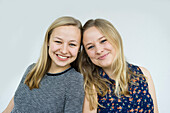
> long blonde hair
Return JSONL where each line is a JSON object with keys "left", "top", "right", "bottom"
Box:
{"left": 79, "top": 19, "right": 129, "bottom": 110}
{"left": 24, "top": 16, "right": 82, "bottom": 90}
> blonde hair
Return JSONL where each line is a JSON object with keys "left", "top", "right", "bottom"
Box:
{"left": 79, "top": 19, "right": 130, "bottom": 110}
{"left": 25, "top": 16, "right": 82, "bottom": 90}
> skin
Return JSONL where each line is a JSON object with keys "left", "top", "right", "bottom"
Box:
{"left": 83, "top": 27, "right": 116, "bottom": 78}
{"left": 82, "top": 26, "right": 158, "bottom": 113}
{"left": 3, "top": 25, "right": 81, "bottom": 113}
{"left": 48, "top": 25, "right": 81, "bottom": 73}
{"left": 2, "top": 96, "right": 14, "bottom": 113}
{"left": 83, "top": 86, "right": 97, "bottom": 113}
{"left": 140, "top": 66, "right": 159, "bottom": 113}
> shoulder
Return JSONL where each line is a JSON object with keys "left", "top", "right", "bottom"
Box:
{"left": 128, "top": 63, "right": 151, "bottom": 79}
{"left": 127, "top": 63, "right": 143, "bottom": 75}
{"left": 128, "top": 63, "right": 152, "bottom": 85}
{"left": 22, "top": 63, "right": 36, "bottom": 78}
{"left": 138, "top": 66, "right": 153, "bottom": 83}
{"left": 139, "top": 66, "right": 151, "bottom": 78}
{"left": 68, "top": 68, "right": 83, "bottom": 78}
{"left": 128, "top": 63, "right": 149, "bottom": 85}
{"left": 16, "top": 63, "right": 36, "bottom": 87}
{"left": 65, "top": 68, "right": 84, "bottom": 82}
{"left": 65, "top": 68, "right": 84, "bottom": 92}
{"left": 26, "top": 63, "right": 36, "bottom": 72}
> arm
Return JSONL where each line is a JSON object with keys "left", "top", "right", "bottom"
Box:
{"left": 83, "top": 85, "right": 97, "bottom": 113}
{"left": 83, "top": 95, "right": 97, "bottom": 113}
{"left": 2, "top": 96, "right": 14, "bottom": 113}
{"left": 139, "top": 66, "right": 159, "bottom": 113}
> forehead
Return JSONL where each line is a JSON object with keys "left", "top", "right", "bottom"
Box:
{"left": 52, "top": 26, "right": 80, "bottom": 35}
{"left": 51, "top": 25, "right": 81, "bottom": 41}
{"left": 83, "top": 27, "right": 103, "bottom": 42}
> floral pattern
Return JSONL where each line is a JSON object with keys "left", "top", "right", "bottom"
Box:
{"left": 97, "top": 63, "right": 154, "bottom": 113}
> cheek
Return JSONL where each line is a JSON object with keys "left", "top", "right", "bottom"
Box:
{"left": 107, "top": 44, "right": 117, "bottom": 57}
{"left": 104, "top": 42, "right": 112, "bottom": 48}
{"left": 70, "top": 48, "right": 79, "bottom": 56}
{"left": 105, "top": 43, "right": 115, "bottom": 51}
{"left": 49, "top": 43, "right": 59, "bottom": 51}
{"left": 86, "top": 50, "right": 95, "bottom": 59}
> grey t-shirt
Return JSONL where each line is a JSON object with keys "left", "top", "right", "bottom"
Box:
{"left": 11, "top": 64, "right": 84, "bottom": 113}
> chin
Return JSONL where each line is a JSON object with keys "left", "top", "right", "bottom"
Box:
{"left": 101, "top": 64, "right": 111, "bottom": 68}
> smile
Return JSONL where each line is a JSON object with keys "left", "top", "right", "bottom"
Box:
{"left": 58, "top": 55, "right": 68, "bottom": 59}
{"left": 98, "top": 53, "right": 109, "bottom": 60}
{"left": 57, "top": 54, "right": 70, "bottom": 61}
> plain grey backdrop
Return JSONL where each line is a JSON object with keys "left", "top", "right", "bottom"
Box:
{"left": 0, "top": 0, "right": 169, "bottom": 112}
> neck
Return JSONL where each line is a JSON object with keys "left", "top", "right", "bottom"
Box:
{"left": 48, "top": 63, "right": 71, "bottom": 74}
{"left": 103, "top": 67, "right": 116, "bottom": 80}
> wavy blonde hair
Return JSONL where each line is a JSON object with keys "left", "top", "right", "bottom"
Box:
{"left": 79, "top": 19, "right": 130, "bottom": 110}
{"left": 24, "top": 16, "right": 82, "bottom": 90}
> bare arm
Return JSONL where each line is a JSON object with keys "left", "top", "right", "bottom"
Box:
{"left": 140, "top": 66, "right": 159, "bottom": 113}
{"left": 83, "top": 85, "right": 97, "bottom": 113}
{"left": 2, "top": 96, "right": 14, "bottom": 113}
{"left": 83, "top": 95, "right": 97, "bottom": 113}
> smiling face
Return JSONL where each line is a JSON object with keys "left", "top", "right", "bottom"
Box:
{"left": 83, "top": 26, "right": 116, "bottom": 71}
{"left": 48, "top": 25, "right": 81, "bottom": 73}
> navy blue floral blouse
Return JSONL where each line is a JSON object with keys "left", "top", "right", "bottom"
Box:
{"left": 97, "top": 63, "right": 154, "bottom": 113}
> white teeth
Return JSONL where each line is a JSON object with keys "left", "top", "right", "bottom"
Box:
{"left": 58, "top": 55, "right": 67, "bottom": 59}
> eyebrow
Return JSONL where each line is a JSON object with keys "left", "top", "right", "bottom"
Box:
{"left": 53, "top": 37, "right": 62, "bottom": 40}
{"left": 53, "top": 37, "right": 79, "bottom": 43}
{"left": 98, "top": 36, "right": 105, "bottom": 40}
{"left": 85, "top": 36, "right": 105, "bottom": 47}
{"left": 69, "top": 40, "right": 79, "bottom": 43}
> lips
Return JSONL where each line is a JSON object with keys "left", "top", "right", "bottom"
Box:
{"left": 56, "top": 54, "right": 70, "bottom": 61}
{"left": 98, "top": 53, "right": 109, "bottom": 60}
{"left": 58, "top": 55, "right": 67, "bottom": 59}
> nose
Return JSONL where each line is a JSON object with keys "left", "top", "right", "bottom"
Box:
{"left": 60, "top": 44, "right": 68, "bottom": 54}
{"left": 96, "top": 44, "right": 103, "bottom": 54}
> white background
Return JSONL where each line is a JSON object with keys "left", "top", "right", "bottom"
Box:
{"left": 0, "top": 0, "right": 169, "bottom": 112}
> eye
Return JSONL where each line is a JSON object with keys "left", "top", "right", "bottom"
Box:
{"left": 87, "top": 45, "right": 94, "bottom": 50}
{"left": 69, "top": 43, "right": 76, "bottom": 47}
{"left": 55, "top": 41, "right": 62, "bottom": 44}
{"left": 101, "top": 39, "right": 107, "bottom": 43}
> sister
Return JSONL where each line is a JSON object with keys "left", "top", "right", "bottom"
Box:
{"left": 3, "top": 16, "right": 84, "bottom": 113}
{"left": 79, "top": 18, "right": 158, "bottom": 113}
